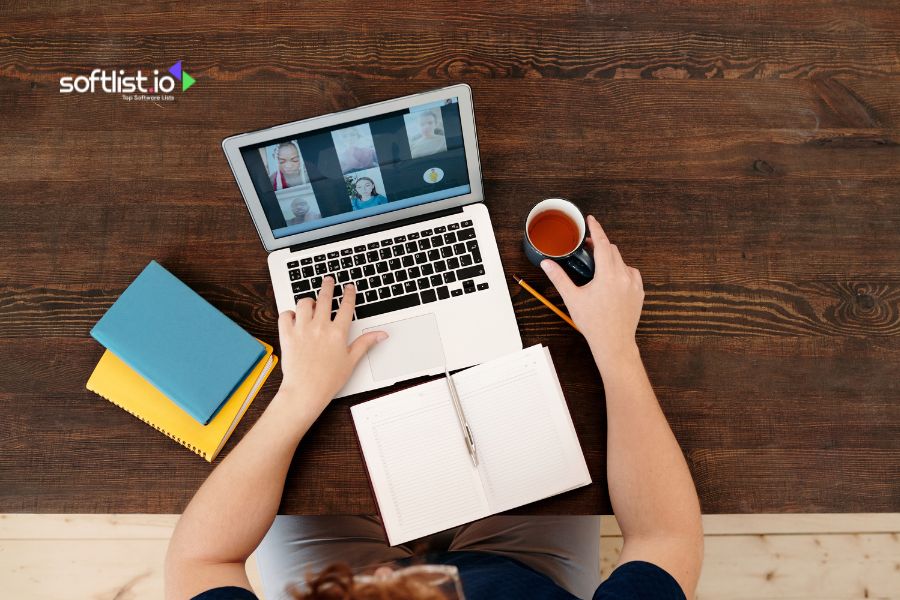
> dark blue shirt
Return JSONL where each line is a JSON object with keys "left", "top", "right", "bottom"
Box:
{"left": 191, "top": 551, "right": 685, "bottom": 600}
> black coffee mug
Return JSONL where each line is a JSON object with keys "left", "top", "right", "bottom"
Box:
{"left": 523, "top": 198, "right": 595, "bottom": 286}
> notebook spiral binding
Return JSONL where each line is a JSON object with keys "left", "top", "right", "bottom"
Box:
{"left": 89, "top": 387, "right": 209, "bottom": 460}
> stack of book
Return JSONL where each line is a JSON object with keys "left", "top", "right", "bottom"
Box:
{"left": 86, "top": 261, "right": 277, "bottom": 461}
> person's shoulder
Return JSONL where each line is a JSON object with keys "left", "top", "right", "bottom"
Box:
{"left": 593, "top": 561, "right": 686, "bottom": 600}
{"left": 190, "top": 586, "right": 259, "bottom": 600}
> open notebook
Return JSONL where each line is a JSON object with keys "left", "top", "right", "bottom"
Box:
{"left": 352, "top": 344, "right": 591, "bottom": 546}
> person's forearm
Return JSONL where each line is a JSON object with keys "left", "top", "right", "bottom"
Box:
{"left": 596, "top": 342, "right": 702, "bottom": 543}
{"left": 166, "top": 388, "right": 321, "bottom": 565}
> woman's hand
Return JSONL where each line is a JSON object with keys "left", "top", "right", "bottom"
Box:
{"left": 275, "top": 276, "right": 387, "bottom": 422}
{"left": 540, "top": 215, "right": 645, "bottom": 373}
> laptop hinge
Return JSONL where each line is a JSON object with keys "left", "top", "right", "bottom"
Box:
{"left": 288, "top": 206, "right": 465, "bottom": 253}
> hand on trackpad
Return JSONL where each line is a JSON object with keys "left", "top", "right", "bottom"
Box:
{"left": 364, "top": 313, "right": 445, "bottom": 382}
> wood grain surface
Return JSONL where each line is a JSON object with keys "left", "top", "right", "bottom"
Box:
{"left": 1, "top": 1, "right": 898, "bottom": 514}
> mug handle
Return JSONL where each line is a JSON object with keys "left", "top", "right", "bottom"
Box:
{"left": 561, "top": 245, "right": 595, "bottom": 286}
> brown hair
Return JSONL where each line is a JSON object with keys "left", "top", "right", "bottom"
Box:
{"left": 287, "top": 563, "right": 450, "bottom": 600}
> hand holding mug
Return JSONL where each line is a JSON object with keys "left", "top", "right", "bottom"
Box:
{"left": 540, "top": 215, "right": 645, "bottom": 373}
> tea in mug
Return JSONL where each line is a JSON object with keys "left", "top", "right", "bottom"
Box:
{"left": 527, "top": 209, "right": 581, "bottom": 256}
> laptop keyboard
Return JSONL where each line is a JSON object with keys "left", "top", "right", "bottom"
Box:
{"left": 285, "top": 219, "right": 490, "bottom": 320}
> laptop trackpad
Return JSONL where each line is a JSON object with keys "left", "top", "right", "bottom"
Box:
{"left": 364, "top": 313, "right": 445, "bottom": 381}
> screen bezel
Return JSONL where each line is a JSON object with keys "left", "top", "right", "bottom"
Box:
{"left": 222, "top": 84, "right": 482, "bottom": 252}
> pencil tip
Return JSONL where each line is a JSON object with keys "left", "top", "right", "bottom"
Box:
{"left": 512, "top": 273, "right": 521, "bottom": 282}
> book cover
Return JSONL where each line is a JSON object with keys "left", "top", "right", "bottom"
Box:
{"left": 86, "top": 341, "right": 277, "bottom": 461}
{"left": 90, "top": 261, "right": 265, "bottom": 424}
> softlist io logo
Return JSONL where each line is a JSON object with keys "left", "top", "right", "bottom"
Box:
{"left": 59, "top": 60, "right": 196, "bottom": 95}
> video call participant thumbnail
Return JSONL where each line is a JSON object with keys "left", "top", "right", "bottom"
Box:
{"left": 405, "top": 110, "right": 448, "bottom": 158}
{"left": 266, "top": 141, "right": 309, "bottom": 191}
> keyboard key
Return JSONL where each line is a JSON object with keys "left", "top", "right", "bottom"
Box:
{"left": 391, "top": 284, "right": 404, "bottom": 296}
{"left": 354, "top": 254, "right": 367, "bottom": 266}
{"left": 341, "top": 257, "right": 353, "bottom": 268}
{"left": 294, "top": 292, "right": 315, "bottom": 303}
{"left": 289, "top": 269, "right": 302, "bottom": 281}
{"left": 402, "top": 255, "right": 414, "bottom": 267}
{"left": 376, "top": 261, "right": 389, "bottom": 273}
{"left": 355, "top": 293, "right": 421, "bottom": 319}
{"left": 463, "top": 279, "right": 476, "bottom": 294}
{"left": 414, "top": 252, "right": 427, "bottom": 264}
{"left": 302, "top": 266, "right": 314, "bottom": 277}
{"left": 367, "top": 250, "right": 379, "bottom": 262}
{"left": 472, "top": 249, "right": 482, "bottom": 263}
{"left": 301, "top": 257, "right": 313, "bottom": 265}
{"left": 456, "top": 265, "right": 486, "bottom": 280}
{"left": 460, "top": 254, "right": 473, "bottom": 267}
{"left": 311, "top": 276, "right": 323, "bottom": 288}
{"left": 328, "top": 259, "right": 340, "bottom": 271}
{"left": 443, "top": 271, "right": 456, "bottom": 284}
{"left": 363, "top": 264, "right": 375, "bottom": 276}
{"left": 408, "top": 266, "right": 421, "bottom": 278}
{"left": 341, "top": 248, "right": 353, "bottom": 256}
{"left": 380, "top": 239, "right": 393, "bottom": 246}
{"left": 418, "top": 238, "right": 431, "bottom": 250}
{"left": 350, "top": 267, "right": 362, "bottom": 279}
{"left": 368, "top": 275, "right": 382, "bottom": 288}
{"left": 440, "top": 246, "right": 453, "bottom": 258}
{"left": 458, "top": 228, "right": 476, "bottom": 241}
{"left": 408, "top": 232, "right": 420, "bottom": 240}
{"left": 355, "top": 292, "right": 365, "bottom": 304}
{"left": 327, "top": 251, "right": 339, "bottom": 259}
{"left": 332, "top": 298, "right": 340, "bottom": 311}
{"left": 430, "top": 274, "right": 443, "bottom": 286}
{"left": 292, "top": 281, "right": 309, "bottom": 293}
{"left": 462, "top": 219, "right": 473, "bottom": 227}
{"left": 378, "top": 286, "right": 391, "bottom": 300}
{"left": 314, "top": 254, "right": 326, "bottom": 262}
{"left": 404, "top": 281, "right": 417, "bottom": 294}
{"left": 395, "top": 270, "right": 408, "bottom": 282}
{"left": 427, "top": 249, "right": 440, "bottom": 261}
{"left": 365, "top": 290, "right": 378, "bottom": 303}
{"left": 477, "top": 282, "right": 489, "bottom": 291}
{"left": 421, "top": 289, "right": 437, "bottom": 303}
{"left": 388, "top": 258, "right": 401, "bottom": 270}
{"left": 431, "top": 235, "right": 444, "bottom": 247}
{"left": 437, "top": 286, "right": 450, "bottom": 300}
{"left": 417, "top": 277, "right": 430, "bottom": 290}
{"left": 354, "top": 245, "right": 366, "bottom": 253}
{"left": 405, "top": 241, "right": 417, "bottom": 253}
{"left": 367, "top": 242, "right": 379, "bottom": 250}
{"left": 466, "top": 240, "right": 479, "bottom": 252}
{"left": 333, "top": 285, "right": 342, "bottom": 298}
{"left": 315, "top": 263, "right": 328, "bottom": 275}
{"left": 421, "top": 263, "right": 434, "bottom": 276}
{"left": 447, "top": 257, "right": 460, "bottom": 270}
{"left": 451, "top": 289, "right": 463, "bottom": 297}
{"left": 448, "top": 222, "right": 460, "bottom": 231}
{"left": 444, "top": 232, "right": 457, "bottom": 244}
{"left": 287, "top": 260, "right": 299, "bottom": 268}
{"left": 392, "top": 245, "right": 405, "bottom": 257}
{"left": 394, "top": 235, "right": 406, "bottom": 243}
{"left": 356, "top": 279, "right": 369, "bottom": 291}
{"left": 337, "top": 271, "right": 350, "bottom": 283}
{"left": 453, "top": 243, "right": 465, "bottom": 255}
{"left": 434, "top": 225, "right": 447, "bottom": 234}
{"left": 434, "top": 260, "right": 446, "bottom": 273}
{"left": 421, "top": 228, "right": 433, "bottom": 237}
{"left": 382, "top": 272, "right": 395, "bottom": 285}
{"left": 379, "top": 248, "right": 392, "bottom": 260}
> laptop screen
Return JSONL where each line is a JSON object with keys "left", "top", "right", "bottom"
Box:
{"left": 238, "top": 97, "right": 471, "bottom": 239}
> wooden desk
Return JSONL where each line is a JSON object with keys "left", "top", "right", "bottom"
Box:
{"left": 1, "top": 2, "right": 898, "bottom": 514}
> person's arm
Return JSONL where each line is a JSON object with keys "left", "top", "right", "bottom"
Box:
{"left": 541, "top": 216, "right": 703, "bottom": 599}
{"left": 165, "top": 277, "right": 386, "bottom": 600}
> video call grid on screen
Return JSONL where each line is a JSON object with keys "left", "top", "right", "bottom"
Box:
{"left": 238, "top": 98, "right": 471, "bottom": 238}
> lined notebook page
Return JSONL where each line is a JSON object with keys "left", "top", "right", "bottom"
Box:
{"left": 453, "top": 345, "right": 591, "bottom": 513}
{"left": 352, "top": 382, "right": 489, "bottom": 545}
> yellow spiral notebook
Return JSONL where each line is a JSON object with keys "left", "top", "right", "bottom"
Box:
{"left": 86, "top": 340, "right": 277, "bottom": 461}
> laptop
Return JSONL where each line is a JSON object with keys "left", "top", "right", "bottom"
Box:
{"left": 222, "top": 84, "right": 522, "bottom": 397}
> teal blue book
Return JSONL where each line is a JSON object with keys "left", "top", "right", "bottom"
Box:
{"left": 90, "top": 261, "right": 265, "bottom": 425}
